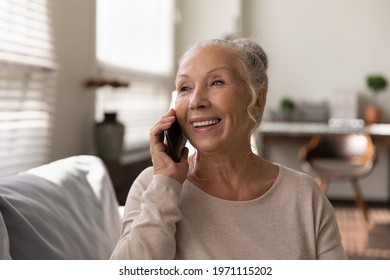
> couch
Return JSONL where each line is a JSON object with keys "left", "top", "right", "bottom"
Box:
{"left": 0, "top": 155, "right": 122, "bottom": 259}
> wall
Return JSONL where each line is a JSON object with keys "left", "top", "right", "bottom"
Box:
{"left": 175, "top": 0, "right": 241, "bottom": 63}
{"left": 242, "top": 0, "right": 390, "bottom": 122}
{"left": 51, "top": 0, "right": 96, "bottom": 161}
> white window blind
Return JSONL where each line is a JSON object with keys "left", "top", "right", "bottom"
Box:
{"left": 95, "top": 0, "right": 175, "bottom": 154}
{"left": 0, "top": 0, "right": 56, "bottom": 177}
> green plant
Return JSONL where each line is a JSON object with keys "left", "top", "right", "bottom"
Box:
{"left": 366, "top": 75, "right": 387, "bottom": 95}
{"left": 281, "top": 97, "right": 296, "bottom": 110}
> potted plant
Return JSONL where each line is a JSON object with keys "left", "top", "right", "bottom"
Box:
{"left": 365, "top": 74, "right": 387, "bottom": 124}
{"left": 280, "top": 97, "right": 296, "bottom": 121}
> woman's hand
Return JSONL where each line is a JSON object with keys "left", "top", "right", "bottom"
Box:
{"left": 150, "top": 109, "right": 189, "bottom": 183}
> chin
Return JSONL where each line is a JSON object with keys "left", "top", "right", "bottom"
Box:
{"left": 194, "top": 144, "right": 222, "bottom": 155}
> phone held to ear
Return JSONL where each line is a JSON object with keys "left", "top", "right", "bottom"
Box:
{"left": 164, "top": 119, "right": 187, "bottom": 162}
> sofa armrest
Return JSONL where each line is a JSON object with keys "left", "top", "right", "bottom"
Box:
{"left": 0, "top": 155, "right": 121, "bottom": 259}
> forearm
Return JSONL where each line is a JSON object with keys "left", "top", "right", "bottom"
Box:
{"left": 110, "top": 175, "right": 182, "bottom": 259}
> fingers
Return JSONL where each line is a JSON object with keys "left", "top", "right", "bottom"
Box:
{"left": 149, "top": 110, "right": 189, "bottom": 183}
{"left": 149, "top": 109, "right": 178, "bottom": 163}
{"left": 150, "top": 110, "right": 176, "bottom": 147}
{"left": 180, "top": 147, "right": 189, "bottom": 163}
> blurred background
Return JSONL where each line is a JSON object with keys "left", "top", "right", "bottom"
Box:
{"left": 0, "top": 0, "right": 389, "bottom": 182}
{"left": 1, "top": 0, "right": 390, "bottom": 259}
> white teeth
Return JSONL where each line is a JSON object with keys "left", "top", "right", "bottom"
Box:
{"left": 193, "top": 119, "right": 220, "bottom": 127}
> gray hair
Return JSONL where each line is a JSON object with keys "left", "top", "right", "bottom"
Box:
{"left": 178, "top": 38, "right": 268, "bottom": 131}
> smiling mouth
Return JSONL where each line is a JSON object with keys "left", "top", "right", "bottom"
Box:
{"left": 192, "top": 118, "right": 221, "bottom": 128}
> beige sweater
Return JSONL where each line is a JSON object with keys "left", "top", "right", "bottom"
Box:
{"left": 111, "top": 165, "right": 347, "bottom": 260}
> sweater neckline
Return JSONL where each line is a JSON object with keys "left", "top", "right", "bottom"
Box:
{"left": 184, "top": 164, "right": 283, "bottom": 207}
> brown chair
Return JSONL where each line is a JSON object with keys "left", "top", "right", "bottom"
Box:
{"left": 299, "top": 133, "right": 376, "bottom": 224}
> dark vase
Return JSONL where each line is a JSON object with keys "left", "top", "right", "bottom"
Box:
{"left": 95, "top": 112, "right": 125, "bottom": 164}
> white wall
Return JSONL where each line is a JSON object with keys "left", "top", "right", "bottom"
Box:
{"left": 175, "top": 0, "right": 241, "bottom": 62}
{"left": 51, "top": 0, "right": 96, "bottom": 161}
{"left": 242, "top": 0, "right": 390, "bottom": 122}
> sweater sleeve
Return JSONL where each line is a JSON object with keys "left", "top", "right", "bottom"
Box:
{"left": 110, "top": 168, "right": 182, "bottom": 259}
{"left": 316, "top": 192, "right": 348, "bottom": 260}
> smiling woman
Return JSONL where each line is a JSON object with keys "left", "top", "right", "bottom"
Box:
{"left": 110, "top": 38, "right": 347, "bottom": 260}
{"left": 174, "top": 40, "right": 267, "bottom": 156}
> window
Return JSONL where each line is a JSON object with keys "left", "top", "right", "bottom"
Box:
{"left": 0, "top": 0, "right": 56, "bottom": 177}
{"left": 95, "top": 0, "right": 175, "bottom": 155}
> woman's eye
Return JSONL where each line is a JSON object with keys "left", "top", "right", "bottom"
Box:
{"left": 211, "top": 80, "right": 224, "bottom": 86}
{"left": 179, "top": 86, "right": 191, "bottom": 93}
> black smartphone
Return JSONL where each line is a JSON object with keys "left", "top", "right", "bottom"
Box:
{"left": 164, "top": 119, "right": 187, "bottom": 162}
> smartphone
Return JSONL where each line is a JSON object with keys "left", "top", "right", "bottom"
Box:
{"left": 164, "top": 119, "right": 187, "bottom": 162}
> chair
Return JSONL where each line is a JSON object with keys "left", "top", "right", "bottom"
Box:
{"left": 299, "top": 133, "right": 376, "bottom": 224}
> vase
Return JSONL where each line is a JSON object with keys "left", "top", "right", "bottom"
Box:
{"left": 364, "top": 105, "right": 381, "bottom": 124}
{"left": 95, "top": 112, "right": 125, "bottom": 164}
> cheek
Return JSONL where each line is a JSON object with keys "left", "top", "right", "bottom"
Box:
{"left": 223, "top": 93, "right": 250, "bottom": 117}
{"left": 174, "top": 97, "right": 187, "bottom": 122}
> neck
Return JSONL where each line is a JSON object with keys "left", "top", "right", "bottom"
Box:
{"left": 191, "top": 149, "right": 255, "bottom": 175}
{"left": 188, "top": 149, "right": 273, "bottom": 201}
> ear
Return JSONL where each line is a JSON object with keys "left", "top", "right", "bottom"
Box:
{"left": 251, "top": 87, "right": 267, "bottom": 119}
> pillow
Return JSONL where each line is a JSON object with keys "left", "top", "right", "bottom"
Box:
{"left": 0, "top": 155, "right": 121, "bottom": 259}
{"left": 0, "top": 212, "right": 11, "bottom": 259}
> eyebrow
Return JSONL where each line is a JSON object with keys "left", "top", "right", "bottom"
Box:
{"left": 176, "top": 66, "right": 231, "bottom": 80}
{"left": 206, "top": 66, "right": 231, "bottom": 75}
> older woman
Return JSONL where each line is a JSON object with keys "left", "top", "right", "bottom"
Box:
{"left": 111, "top": 38, "right": 347, "bottom": 260}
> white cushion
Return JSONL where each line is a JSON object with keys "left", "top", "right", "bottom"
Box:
{"left": 0, "top": 155, "right": 121, "bottom": 259}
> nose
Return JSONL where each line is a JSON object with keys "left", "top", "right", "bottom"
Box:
{"left": 189, "top": 86, "right": 210, "bottom": 110}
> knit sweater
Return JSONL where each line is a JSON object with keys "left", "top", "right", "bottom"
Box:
{"left": 111, "top": 165, "right": 347, "bottom": 259}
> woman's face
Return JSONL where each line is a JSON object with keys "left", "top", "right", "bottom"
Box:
{"left": 175, "top": 45, "right": 259, "bottom": 154}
